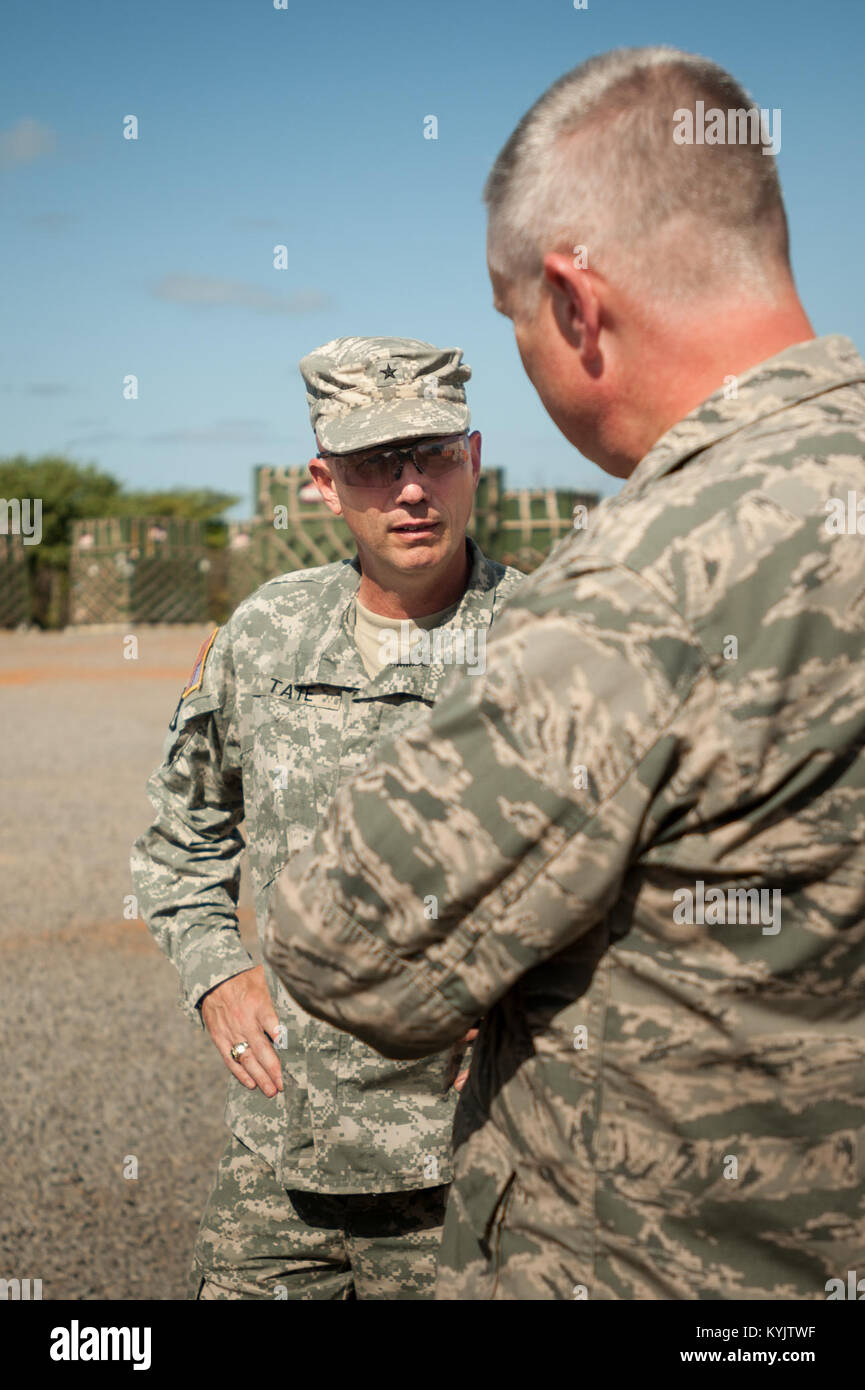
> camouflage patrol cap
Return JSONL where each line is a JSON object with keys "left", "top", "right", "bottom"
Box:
{"left": 299, "top": 336, "right": 471, "bottom": 455}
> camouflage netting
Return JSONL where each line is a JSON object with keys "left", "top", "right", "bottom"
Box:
{"left": 62, "top": 473, "right": 600, "bottom": 626}
{"left": 252, "top": 465, "right": 599, "bottom": 580}
{"left": 69, "top": 518, "right": 208, "bottom": 625}
{"left": 0, "top": 533, "right": 32, "bottom": 627}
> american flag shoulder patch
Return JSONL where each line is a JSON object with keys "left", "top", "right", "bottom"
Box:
{"left": 182, "top": 629, "right": 219, "bottom": 699}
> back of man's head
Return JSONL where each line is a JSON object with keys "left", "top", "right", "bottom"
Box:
{"left": 485, "top": 46, "right": 791, "bottom": 315}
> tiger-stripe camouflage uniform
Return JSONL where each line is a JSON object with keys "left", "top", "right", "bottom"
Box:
{"left": 264, "top": 333, "right": 865, "bottom": 1300}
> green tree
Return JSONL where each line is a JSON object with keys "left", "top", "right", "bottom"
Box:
{"left": 0, "top": 454, "right": 239, "bottom": 627}
{"left": 0, "top": 455, "right": 121, "bottom": 569}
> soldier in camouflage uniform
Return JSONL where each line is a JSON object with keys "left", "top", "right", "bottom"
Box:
{"left": 263, "top": 50, "right": 865, "bottom": 1299}
{"left": 131, "top": 337, "right": 523, "bottom": 1299}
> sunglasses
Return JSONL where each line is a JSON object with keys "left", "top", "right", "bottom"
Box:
{"left": 320, "top": 433, "right": 469, "bottom": 490}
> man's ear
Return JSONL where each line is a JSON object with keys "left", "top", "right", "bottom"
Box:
{"left": 542, "top": 252, "right": 603, "bottom": 364}
{"left": 307, "top": 457, "right": 343, "bottom": 517}
{"left": 469, "top": 430, "right": 482, "bottom": 488}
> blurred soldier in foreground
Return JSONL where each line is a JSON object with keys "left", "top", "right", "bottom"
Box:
{"left": 131, "top": 337, "right": 522, "bottom": 1298}
{"left": 264, "top": 48, "right": 865, "bottom": 1299}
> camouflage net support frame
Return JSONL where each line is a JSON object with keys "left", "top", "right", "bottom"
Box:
{"left": 0, "top": 533, "right": 32, "bottom": 628}
{"left": 496, "top": 484, "right": 599, "bottom": 572}
{"left": 69, "top": 518, "right": 208, "bottom": 625}
{"left": 223, "top": 480, "right": 358, "bottom": 615}
{"left": 62, "top": 472, "right": 601, "bottom": 625}
{"left": 247, "top": 465, "right": 598, "bottom": 585}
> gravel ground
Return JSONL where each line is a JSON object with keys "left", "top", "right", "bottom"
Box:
{"left": 0, "top": 624, "right": 257, "bottom": 1301}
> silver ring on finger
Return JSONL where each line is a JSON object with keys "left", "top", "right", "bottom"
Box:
{"left": 230, "top": 1041, "right": 251, "bottom": 1063}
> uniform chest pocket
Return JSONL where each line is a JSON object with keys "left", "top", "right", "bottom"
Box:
{"left": 241, "top": 693, "right": 345, "bottom": 844}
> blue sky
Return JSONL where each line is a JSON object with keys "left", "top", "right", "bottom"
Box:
{"left": 2, "top": 0, "right": 863, "bottom": 516}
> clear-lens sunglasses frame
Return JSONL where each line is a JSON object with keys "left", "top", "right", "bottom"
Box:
{"left": 321, "top": 433, "right": 469, "bottom": 490}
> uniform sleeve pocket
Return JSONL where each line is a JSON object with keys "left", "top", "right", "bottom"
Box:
{"left": 165, "top": 693, "right": 222, "bottom": 765}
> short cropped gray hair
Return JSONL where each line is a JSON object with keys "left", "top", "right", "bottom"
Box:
{"left": 484, "top": 47, "right": 791, "bottom": 311}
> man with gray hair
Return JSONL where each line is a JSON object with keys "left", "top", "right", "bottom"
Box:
{"left": 264, "top": 48, "right": 865, "bottom": 1300}
{"left": 131, "top": 336, "right": 522, "bottom": 1298}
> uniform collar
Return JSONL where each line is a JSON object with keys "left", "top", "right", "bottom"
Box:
{"left": 292, "top": 538, "right": 499, "bottom": 698}
{"left": 620, "top": 334, "right": 865, "bottom": 500}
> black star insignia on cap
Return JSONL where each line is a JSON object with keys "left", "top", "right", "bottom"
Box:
{"left": 380, "top": 363, "right": 397, "bottom": 379}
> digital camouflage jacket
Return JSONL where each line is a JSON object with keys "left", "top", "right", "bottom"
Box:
{"left": 131, "top": 539, "right": 523, "bottom": 1193}
{"left": 264, "top": 336, "right": 865, "bottom": 1297}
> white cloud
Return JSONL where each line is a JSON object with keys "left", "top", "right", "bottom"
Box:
{"left": 26, "top": 211, "right": 77, "bottom": 229}
{"left": 145, "top": 418, "right": 282, "bottom": 446}
{"left": 64, "top": 431, "right": 124, "bottom": 449}
{"left": 0, "top": 118, "right": 56, "bottom": 166}
{"left": 25, "top": 382, "right": 74, "bottom": 397}
{"left": 232, "top": 217, "right": 284, "bottom": 231}
{"left": 152, "top": 274, "right": 329, "bottom": 315}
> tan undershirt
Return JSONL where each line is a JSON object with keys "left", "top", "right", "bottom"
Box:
{"left": 353, "top": 597, "right": 461, "bottom": 678}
